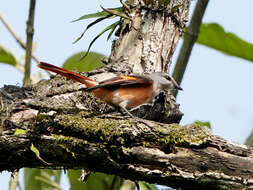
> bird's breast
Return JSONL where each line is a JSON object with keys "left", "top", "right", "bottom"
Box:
{"left": 111, "top": 85, "right": 154, "bottom": 109}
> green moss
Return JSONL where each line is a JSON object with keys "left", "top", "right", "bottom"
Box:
{"left": 193, "top": 120, "right": 211, "bottom": 129}
{"left": 36, "top": 113, "right": 49, "bottom": 122}
{"left": 157, "top": 124, "right": 211, "bottom": 153}
{"left": 157, "top": 125, "right": 183, "bottom": 152}
{"left": 52, "top": 134, "right": 87, "bottom": 159}
{"left": 53, "top": 134, "right": 110, "bottom": 159}
{"left": 57, "top": 113, "right": 210, "bottom": 149}
{"left": 14, "top": 129, "right": 27, "bottom": 135}
{"left": 53, "top": 134, "right": 87, "bottom": 147}
{"left": 42, "top": 111, "right": 210, "bottom": 155}
{"left": 55, "top": 113, "right": 133, "bottom": 145}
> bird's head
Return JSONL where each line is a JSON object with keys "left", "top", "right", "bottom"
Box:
{"left": 148, "top": 72, "right": 183, "bottom": 93}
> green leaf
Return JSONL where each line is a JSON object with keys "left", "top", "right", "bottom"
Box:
{"left": 35, "top": 176, "right": 61, "bottom": 190}
{"left": 197, "top": 23, "right": 253, "bottom": 62}
{"left": 83, "top": 21, "right": 120, "bottom": 58}
{"left": 67, "top": 170, "right": 83, "bottom": 189}
{"left": 14, "top": 129, "right": 26, "bottom": 135}
{"left": 73, "top": 15, "right": 114, "bottom": 44}
{"left": 0, "top": 45, "right": 17, "bottom": 66}
{"left": 107, "top": 21, "right": 120, "bottom": 41}
{"left": 62, "top": 51, "right": 105, "bottom": 72}
{"left": 100, "top": 6, "right": 129, "bottom": 19}
{"left": 30, "top": 144, "right": 52, "bottom": 165}
{"left": 24, "top": 168, "right": 62, "bottom": 190}
{"left": 194, "top": 120, "right": 211, "bottom": 129}
{"left": 30, "top": 144, "right": 40, "bottom": 157}
{"left": 71, "top": 7, "right": 122, "bottom": 22}
{"left": 68, "top": 170, "right": 122, "bottom": 190}
{"left": 139, "top": 182, "right": 159, "bottom": 190}
{"left": 72, "top": 11, "right": 110, "bottom": 23}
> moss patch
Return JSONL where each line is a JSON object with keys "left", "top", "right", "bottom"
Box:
{"left": 157, "top": 124, "right": 211, "bottom": 153}
{"left": 38, "top": 111, "right": 211, "bottom": 154}
{"left": 55, "top": 113, "right": 134, "bottom": 146}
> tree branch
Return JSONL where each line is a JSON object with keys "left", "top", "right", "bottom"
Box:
{"left": 0, "top": 78, "right": 253, "bottom": 190}
{"left": 0, "top": 13, "right": 40, "bottom": 64}
{"left": 172, "top": 0, "right": 209, "bottom": 97}
{"left": 23, "top": 0, "right": 36, "bottom": 86}
{"left": 109, "top": 0, "right": 191, "bottom": 73}
{"left": 8, "top": 171, "right": 19, "bottom": 190}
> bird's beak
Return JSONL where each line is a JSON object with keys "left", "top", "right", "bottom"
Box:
{"left": 176, "top": 86, "right": 183, "bottom": 91}
{"left": 170, "top": 77, "right": 183, "bottom": 90}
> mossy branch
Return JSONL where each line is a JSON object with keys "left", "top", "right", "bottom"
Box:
{"left": 0, "top": 77, "right": 253, "bottom": 190}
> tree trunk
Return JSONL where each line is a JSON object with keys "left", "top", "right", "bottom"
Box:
{"left": 109, "top": 0, "right": 189, "bottom": 73}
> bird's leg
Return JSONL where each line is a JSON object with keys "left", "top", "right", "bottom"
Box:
{"left": 119, "top": 106, "right": 135, "bottom": 118}
{"left": 119, "top": 105, "right": 157, "bottom": 127}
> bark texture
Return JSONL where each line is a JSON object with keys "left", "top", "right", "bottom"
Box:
{"left": 2, "top": 0, "right": 250, "bottom": 190}
{"left": 109, "top": 0, "right": 189, "bottom": 73}
{"left": 1, "top": 78, "right": 253, "bottom": 190}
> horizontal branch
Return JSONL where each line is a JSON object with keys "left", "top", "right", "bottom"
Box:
{"left": 0, "top": 76, "right": 253, "bottom": 190}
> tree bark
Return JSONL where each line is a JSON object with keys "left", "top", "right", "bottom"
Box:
{"left": 109, "top": 0, "right": 190, "bottom": 73}
{"left": 1, "top": 77, "right": 253, "bottom": 190}
{"left": 2, "top": 0, "right": 251, "bottom": 190}
{"left": 23, "top": 0, "right": 36, "bottom": 86}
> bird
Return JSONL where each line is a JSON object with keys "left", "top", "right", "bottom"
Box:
{"left": 38, "top": 62, "right": 182, "bottom": 117}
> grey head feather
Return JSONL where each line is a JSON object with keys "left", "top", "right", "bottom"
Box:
{"left": 147, "top": 72, "right": 182, "bottom": 96}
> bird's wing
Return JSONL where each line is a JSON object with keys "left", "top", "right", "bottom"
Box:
{"left": 86, "top": 75, "right": 153, "bottom": 91}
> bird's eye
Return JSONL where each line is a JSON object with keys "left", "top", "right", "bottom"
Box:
{"left": 166, "top": 76, "right": 171, "bottom": 80}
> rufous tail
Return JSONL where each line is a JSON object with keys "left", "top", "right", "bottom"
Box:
{"left": 38, "top": 62, "right": 97, "bottom": 88}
